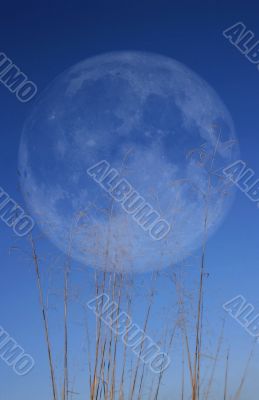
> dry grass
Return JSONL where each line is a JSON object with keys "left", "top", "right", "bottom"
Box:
{"left": 26, "top": 131, "right": 253, "bottom": 400}
{"left": 28, "top": 232, "right": 254, "bottom": 400}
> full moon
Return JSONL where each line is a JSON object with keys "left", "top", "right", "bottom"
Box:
{"left": 19, "top": 51, "right": 239, "bottom": 273}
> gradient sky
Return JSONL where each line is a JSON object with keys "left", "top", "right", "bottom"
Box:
{"left": 1, "top": 1, "right": 259, "bottom": 399}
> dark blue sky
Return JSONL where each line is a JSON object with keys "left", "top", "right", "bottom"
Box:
{"left": 1, "top": 1, "right": 259, "bottom": 399}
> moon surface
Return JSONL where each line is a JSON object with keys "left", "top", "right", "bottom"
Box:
{"left": 19, "top": 51, "right": 239, "bottom": 273}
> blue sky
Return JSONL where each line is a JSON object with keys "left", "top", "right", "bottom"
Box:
{"left": 1, "top": 1, "right": 259, "bottom": 399}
